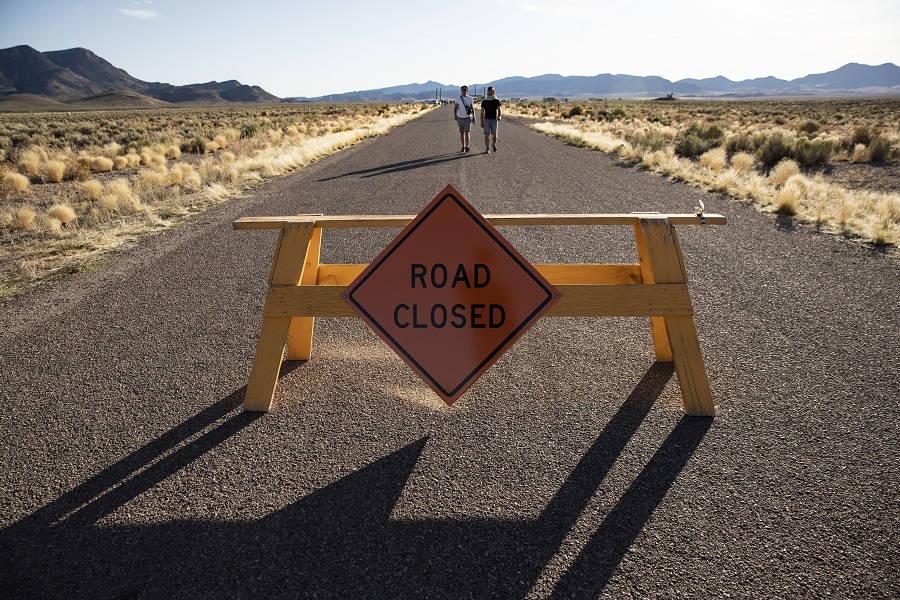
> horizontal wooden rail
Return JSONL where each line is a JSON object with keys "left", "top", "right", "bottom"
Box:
{"left": 234, "top": 213, "right": 726, "bottom": 230}
{"left": 262, "top": 283, "right": 692, "bottom": 319}
{"left": 315, "top": 263, "right": 643, "bottom": 286}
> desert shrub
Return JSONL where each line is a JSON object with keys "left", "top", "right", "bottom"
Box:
{"left": 113, "top": 156, "right": 129, "bottom": 170}
{"left": 2, "top": 172, "right": 30, "bottom": 193}
{"left": 47, "top": 203, "right": 77, "bottom": 227}
{"left": 181, "top": 137, "right": 206, "bottom": 154}
{"left": 852, "top": 126, "right": 873, "bottom": 146}
{"left": 675, "top": 123, "right": 724, "bottom": 158}
{"left": 756, "top": 132, "right": 794, "bottom": 169}
{"left": 725, "top": 133, "right": 756, "bottom": 156}
{"left": 793, "top": 138, "right": 833, "bottom": 167}
{"left": 798, "top": 120, "right": 820, "bottom": 134}
{"left": 213, "top": 134, "right": 228, "bottom": 149}
{"left": 770, "top": 159, "right": 800, "bottom": 186}
{"left": 631, "top": 131, "right": 667, "bottom": 152}
{"left": 240, "top": 122, "right": 262, "bottom": 139}
{"left": 205, "top": 141, "right": 220, "bottom": 153}
{"left": 566, "top": 105, "right": 584, "bottom": 118}
{"left": 64, "top": 160, "right": 92, "bottom": 182}
{"left": 869, "top": 136, "right": 892, "bottom": 162}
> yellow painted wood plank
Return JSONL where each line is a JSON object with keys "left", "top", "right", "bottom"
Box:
{"left": 287, "top": 226, "right": 322, "bottom": 361}
{"left": 315, "top": 264, "right": 644, "bottom": 287}
{"left": 263, "top": 283, "right": 692, "bottom": 318}
{"left": 233, "top": 215, "right": 320, "bottom": 229}
{"left": 244, "top": 316, "right": 291, "bottom": 412}
{"left": 234, "top": 213, "right": 726, "bottom": 230}
{"left": 639, "top": 218, "right": 714, "bottom": 416}
{"left": 245, "top": 222, "right": 315, "bottom": 412}
{"left": 634, "top": 222, "right": 673, "bottom": 362}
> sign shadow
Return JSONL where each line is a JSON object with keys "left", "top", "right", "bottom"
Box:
{"left": 0, "top": 363, "right": 712, "bottom": 598}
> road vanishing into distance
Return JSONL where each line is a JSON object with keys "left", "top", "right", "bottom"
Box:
{"left": 1, "top": 107, "right": 897, "bottom": 598}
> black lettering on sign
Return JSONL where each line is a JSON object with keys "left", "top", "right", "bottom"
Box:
{"left": 393, "top": 303, "right": 507, "bottom": 328}
{"left": 410, "top": 264, "right": 491, "bottom": 288}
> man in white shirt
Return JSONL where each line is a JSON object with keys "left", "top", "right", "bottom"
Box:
{"left": 453, "top": 85, "right": 474, "bottom": 153}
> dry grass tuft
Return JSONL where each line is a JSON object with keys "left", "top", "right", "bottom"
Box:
{"left": 90, "top": 156, "right": 114, "bottom": 173}
{"left": 770, "top": 160, "right": 800, "bottom": 186}
{"left": 81, "top": 179, "right": 103, "bottom": 201}
{"left": 699, "top": 147, "right": 727, "bottom": 173}
{"left": 47, "top": 203, "right": 77, "bottom": 227}
{"left": 10, "top": 206, "right": 36, "bottom": 230}
{"left": 42, "top": 160, "right": 66, "bottom": 183}
{"left": 2, "top": 171, "right": 30, "bottom": 193}
{"left": 731, "top": 152, "right": 755, "bottom": 173}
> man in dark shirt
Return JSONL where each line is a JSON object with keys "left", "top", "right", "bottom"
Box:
{"left": 480, "top": 86, "right": 502, "bottom": 153}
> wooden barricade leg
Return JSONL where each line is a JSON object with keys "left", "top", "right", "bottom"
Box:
{"left": 637, "top": 218, "right": 714, "bottom": 416}
{"left": 286, "top": 226, "right": 322, "bottom": 361}
{"left": 633, "top": 223, "right": 673, "bottom": 362}
{"left": 245, "top": 221, "right": 316, "bottom": 412}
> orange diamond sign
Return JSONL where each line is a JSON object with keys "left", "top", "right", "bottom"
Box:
{"left": 344, "top": 184, "right": 560, "bottom": 405}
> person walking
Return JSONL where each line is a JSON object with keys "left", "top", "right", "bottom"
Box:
{"left": 453, "top": 85, "right": 474, "bottom": 153}
{"left": 480, "top": 86, "right": 501, "bottom": 153}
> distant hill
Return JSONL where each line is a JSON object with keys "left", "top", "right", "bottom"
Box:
{"left": 0, "top": 45, "right": 283, "bottom": 105}
{"left": 292, "top": 63, "right": 900, "bottom": 101}
{"left": 68, "top": 90, "right": 173, "bottom": 109}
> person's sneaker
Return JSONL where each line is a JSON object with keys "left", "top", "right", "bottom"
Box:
{"left": 493, "top": 144, "right": 497, "bottom": 152}
{"left": 465, "top": 147, "right": 470, "bottom": 153}
{"left": 460, "top": 147, "right": 466, "bottom": 153}
{"left": 485, "top": 148, "right": 490, "bottom": 154}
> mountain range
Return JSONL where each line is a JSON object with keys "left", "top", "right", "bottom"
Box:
{"left": 0, "top": 45, "right": 280, "bottom": 104}
{"left": 295, "top": 63, "right": 900, "bottom": 102}
{"left": 1, "top": 45, "right": 898, "bottom": 107}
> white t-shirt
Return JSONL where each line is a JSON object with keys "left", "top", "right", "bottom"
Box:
{"left": 455, "top": 95, "right": 473, "bottom": 119}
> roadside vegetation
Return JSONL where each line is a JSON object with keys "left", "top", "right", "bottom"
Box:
{"left": 506, "top": 99, "right": 899, "bottom": 248}
{"left": 0, "top": 102, "right": 432, "bottom": 300}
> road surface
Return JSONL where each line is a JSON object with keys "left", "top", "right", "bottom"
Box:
{"left": 1, "top": 107, "right": 897, "bottom": 598}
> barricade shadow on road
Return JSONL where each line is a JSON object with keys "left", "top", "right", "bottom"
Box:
{"left": 0, "top": 362, "right": 712, "bottom": 598}
{"left": 318, "top": 153, "right": 467, "bottom": 181}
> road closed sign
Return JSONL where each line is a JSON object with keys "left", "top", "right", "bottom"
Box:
{"left": 344, "top": 184, "right": 560, "bottom": 404}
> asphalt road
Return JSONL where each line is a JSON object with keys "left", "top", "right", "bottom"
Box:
{"left": 1, "top": 107, "right": 897, "bottom": 599}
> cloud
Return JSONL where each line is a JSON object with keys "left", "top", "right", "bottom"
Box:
{"left": 118, "top": 8, "right": 159, "bottom": 19}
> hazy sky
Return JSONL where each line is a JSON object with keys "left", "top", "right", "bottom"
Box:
{"left": 1, "top": 0, "right": 897, "bottom": 97}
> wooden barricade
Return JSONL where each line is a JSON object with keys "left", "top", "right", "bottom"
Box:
{"left": 234, "top": 213, "right": 725, "bottom": 415}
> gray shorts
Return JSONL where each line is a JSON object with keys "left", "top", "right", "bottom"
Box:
{"left": 483, "top": 118, "right": 498, "bottom": 135}
{"left": 456, "top": 117, "right": 472, "bottom": 132}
